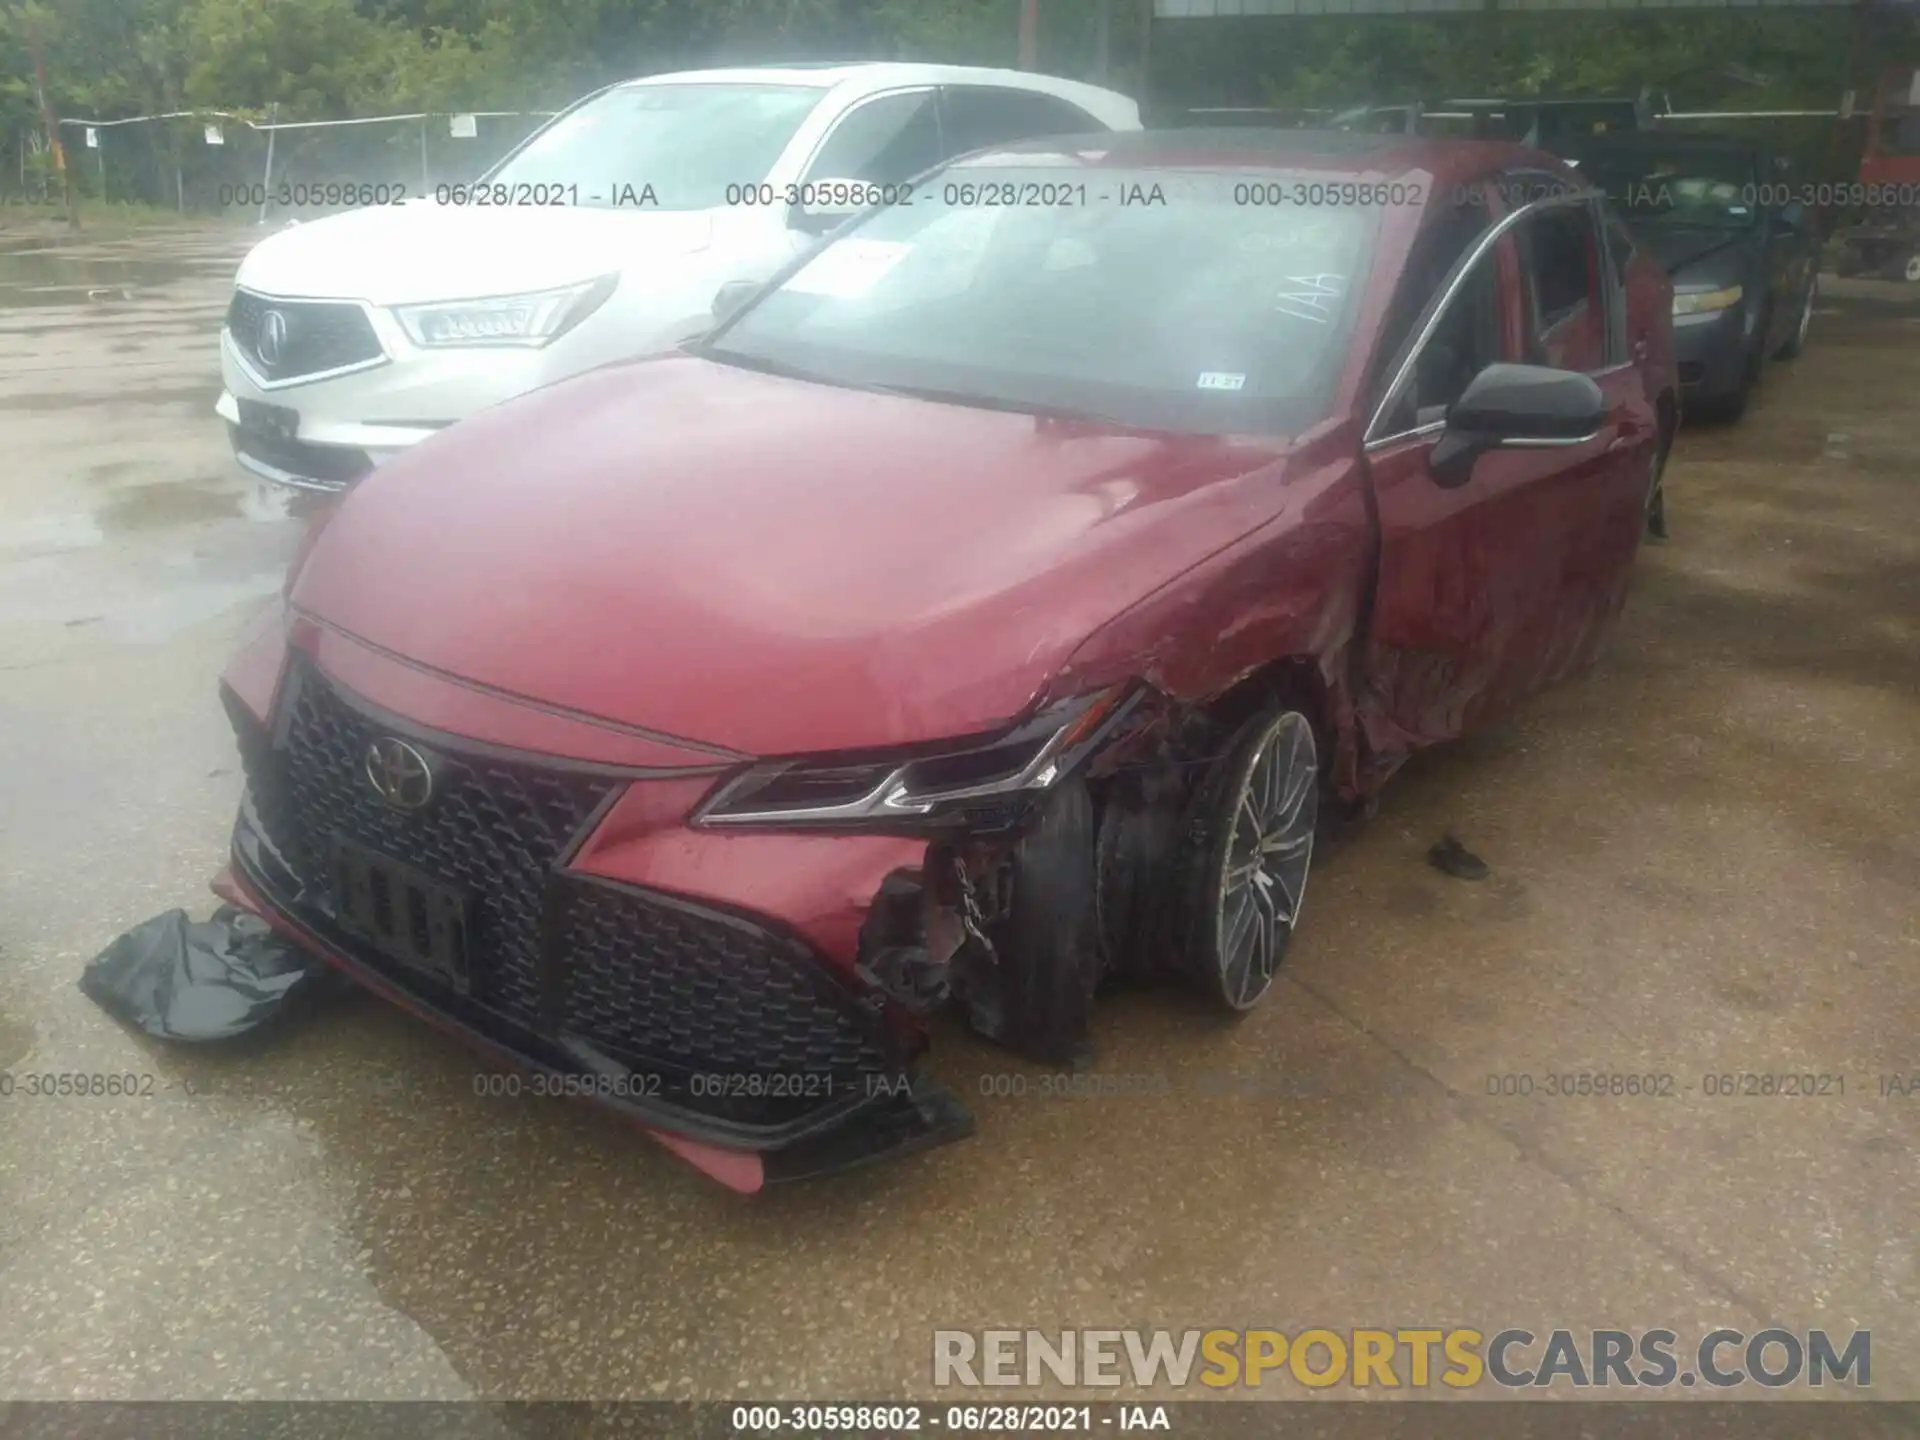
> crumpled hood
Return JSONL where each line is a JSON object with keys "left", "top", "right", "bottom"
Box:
{"left": 291, "top": 354, "right": 1299, "bottom": 756}
{"left": 234, "top": 201, "right": 716, "bottom": 305}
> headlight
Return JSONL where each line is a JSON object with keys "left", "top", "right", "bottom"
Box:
{"left": 1672, "top": 284, "right": 1743, "bottom": 317}
{"left": 694, "top": 686, "right": 1137, "bottom": 832}
{"left": 392, "top": 274, "right": 617, "bottom": 348}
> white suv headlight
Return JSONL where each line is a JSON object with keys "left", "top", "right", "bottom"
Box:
{"left": 393, "top": 274, "right": 617, "bottom": 348}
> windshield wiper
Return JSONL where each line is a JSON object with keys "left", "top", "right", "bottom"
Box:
{"left": 840, "top": 378, "right": 1138, "bottom": 428}
{"left": 696, "top": 348, "right": 1144, "bottom": 428}
{"left": 692, "top": 346, "right": 846, "bottom": 388}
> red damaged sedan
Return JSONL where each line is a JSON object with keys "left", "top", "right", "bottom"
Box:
{"left": 217, "top": 131, "right": 1676, "bottom": 1191}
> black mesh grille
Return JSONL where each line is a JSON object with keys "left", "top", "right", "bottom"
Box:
{"left": 264, "top": 661, "right": 617, "bottom": 1026}
{"left": 227, "top": 289, "right": 384, "bottom": 383}
{"left": 228, "top": 660, "right": 909, "bottom": 1130}
{"left": 559, "top": 880, "right": 895, "bottom": 1081}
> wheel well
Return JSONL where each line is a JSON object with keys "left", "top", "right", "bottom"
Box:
{"left": 1197, "top": 657, "right": 1333, "bottom": 759}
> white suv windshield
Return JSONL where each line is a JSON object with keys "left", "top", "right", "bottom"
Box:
{"left": 487, "top": 83, "right": 824, "bottom": 210}
{"left": 705, "top": 163, "right": 1380, "bottom": 435}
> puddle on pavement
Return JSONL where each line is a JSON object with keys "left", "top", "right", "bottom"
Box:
{"left": 0, "top": 1011, "right": 35, "bottom": 1071}
{"left": 2, "top": 480, "right": 268, "bottom": 559}
{"left": 0, "top": 245, "right": 221, "bottom": 309}
{"left": 96, "top": 481, "right": 244, "bottom": 532}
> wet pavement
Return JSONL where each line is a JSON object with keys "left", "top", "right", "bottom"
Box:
{"left": 0, "top": 223, "right": 1916, "bottom": 1403}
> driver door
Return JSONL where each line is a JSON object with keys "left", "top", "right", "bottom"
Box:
{"left": 1355, "top": 194, "right": 1642, "bottom": 773}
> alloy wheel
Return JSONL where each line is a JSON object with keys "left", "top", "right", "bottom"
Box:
{"left": 1209, "top": 712, "right": 1317, "bottom": 1011}
{"left": 1906, "top": 253, "right": 1920, "bottom": 285}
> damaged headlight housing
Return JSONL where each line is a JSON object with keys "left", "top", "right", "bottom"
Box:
{"left": 392, "top": 274, "right": 618, "bottom": 348}
{"left": 693, "top": 686, "right": 1137, "bottom": 833}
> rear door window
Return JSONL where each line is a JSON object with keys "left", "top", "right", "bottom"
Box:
{"left": 1514, "top": 201, "right": 1608, "bottom": 372}
{"left": 938, "top": 87, "right": 1110, "bottom": 157}
{"left": 1370, "top": 192, "right": 1501, "bottom": 434}
{"left": 804, "top": 90, "right": 943, "bottom": 185}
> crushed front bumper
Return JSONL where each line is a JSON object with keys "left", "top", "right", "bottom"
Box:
{"left": 220, "top": 656, "right": 974, "bottom": 1188}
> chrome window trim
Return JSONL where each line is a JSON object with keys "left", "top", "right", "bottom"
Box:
{"left": 1363, "top": 186, "right": 1598, "bottom": 448}
{"left": 1363, "top": 418, "right": 1602, "bottom": 455}
{"left": 1503, "top": 430, "right": 1602, "bottom": 449}
{"left": 1361, "top": 418, "right": 1446, "bottom": 454}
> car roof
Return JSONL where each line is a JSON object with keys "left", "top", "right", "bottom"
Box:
{"left": 961, "top": 128, "right": 1562, "bottom": 187}
{"left": 1435, "top": 95, "right": 1641, "bottom": 108}
{"left": 617, "top": 62, "right": 1135, "bottom": 110}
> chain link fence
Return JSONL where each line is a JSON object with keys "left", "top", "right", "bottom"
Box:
{"left": 9, "top": 110, "right": 552, "bottom": 219}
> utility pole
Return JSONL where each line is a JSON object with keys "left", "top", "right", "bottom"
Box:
{"left": 1019, "top": 0, "right": 1039, "bottom": 68}
{"left": 1094, "top": 0, "right": 1112, "bottom": 81}
{"left": 25, "top": 28, "right": 78, "bottom": 230}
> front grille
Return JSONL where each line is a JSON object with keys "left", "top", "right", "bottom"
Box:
{"left": 258, "top": 659, "right": 616, "bottom": 1026}
{"left": 230, "top": 660, "right": 907, "bottom": 1132}
{"left": 561, "top": 881, "right": 895, "bottom": 1081}
{"left": 227, "top": 289, "right": 384, "bottom": 383}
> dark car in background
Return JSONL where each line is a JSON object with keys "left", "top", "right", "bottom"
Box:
{"left": 1569, "top": 132, "right": 1820, "bottom": 420}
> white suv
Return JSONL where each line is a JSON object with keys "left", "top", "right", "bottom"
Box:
{"left": 216, "top": 63, "right": 1142, "bottom": 493}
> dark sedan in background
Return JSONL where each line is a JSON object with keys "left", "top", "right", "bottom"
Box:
{"left": 1570, "top": 132, "right": 1821, "bottom": 421}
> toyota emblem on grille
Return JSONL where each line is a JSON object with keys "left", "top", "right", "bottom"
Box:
{"left": 257, "top": 308, "right": 289, "bottom": 366}
{"left": 365, "top": 737, "right": 434, "bottom": 810}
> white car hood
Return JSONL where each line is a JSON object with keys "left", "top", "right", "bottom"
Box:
{"left": 234, "top": 201, "right": 718, "bottom": 304}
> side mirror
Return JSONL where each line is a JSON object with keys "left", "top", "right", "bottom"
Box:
{"left": 711, "top": 279, "right": 759, "bottom": 325}
{"left": 789, "top": 177, "right": 869, "bottom": 236}
{"left": 1429, "top": 363, "right": 1607, "bottom": 489}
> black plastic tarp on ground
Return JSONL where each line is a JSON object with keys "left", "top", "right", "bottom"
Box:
{"left": 80, "top": 905, "right": 343, "bottom": 1042}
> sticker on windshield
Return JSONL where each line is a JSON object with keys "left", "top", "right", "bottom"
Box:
{"left": 1197, "top": 372, "right": 1247, "bottom": 391}
{"left": 786, "top": 238, "right": 912, "bottom": 299}
{"left": 1274, "top": 272, "right": 1346, "bottom": 323}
